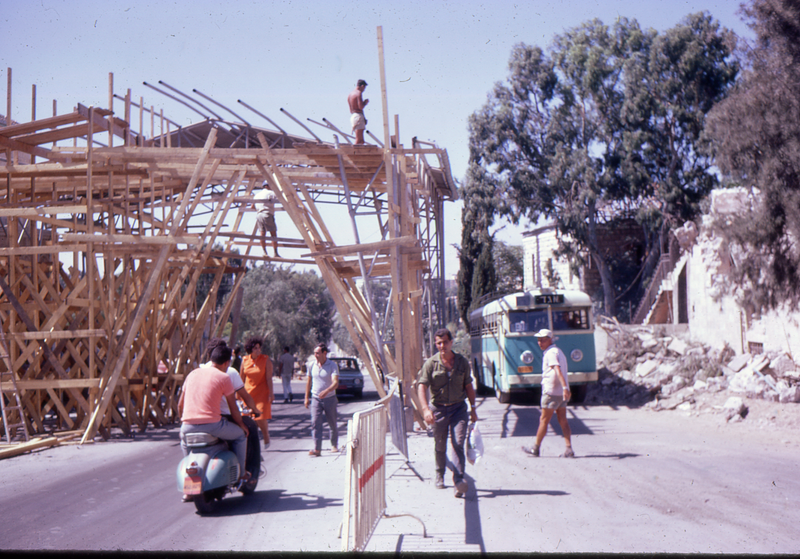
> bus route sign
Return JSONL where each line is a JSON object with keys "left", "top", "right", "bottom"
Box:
{"left": 534, "top": 294, "right": 565, "bottom": 305}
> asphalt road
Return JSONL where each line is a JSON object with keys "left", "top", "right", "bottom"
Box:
{"left": 1, "top": 375, "right": 799, "bottom": 553}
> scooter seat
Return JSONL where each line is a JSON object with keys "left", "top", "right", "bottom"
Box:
{"left": 183, "top": 432, "right": 222, "bottom": 447}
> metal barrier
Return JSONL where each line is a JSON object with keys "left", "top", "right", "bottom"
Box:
{"left": 341, "top": 404, "right": 387, "bottom": 551}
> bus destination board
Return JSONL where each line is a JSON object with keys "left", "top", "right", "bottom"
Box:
{"left": 534, "top": 294, "right": 565, "bottom": 305}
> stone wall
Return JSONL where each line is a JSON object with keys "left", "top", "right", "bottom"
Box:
{"left": 677, "top": 189, "right": 800, "bottom": 359}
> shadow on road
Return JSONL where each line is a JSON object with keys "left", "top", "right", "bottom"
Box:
{"left": 192, "top": 488, "right": 342, "bottom": 517}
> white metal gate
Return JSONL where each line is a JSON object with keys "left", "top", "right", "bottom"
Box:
{"left": 341, "top": 404, "right": 386, "bottom": 551}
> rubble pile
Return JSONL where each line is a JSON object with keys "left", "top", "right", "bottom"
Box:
{"left": 586, "top": 318, "right": 800, "bottom": 422}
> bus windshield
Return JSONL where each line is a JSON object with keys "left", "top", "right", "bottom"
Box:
{"left": 552, "top": 308, "right": 591, "bottom": 330}
{"left": 508, "top": 310, "right": 548, "bottom": 334}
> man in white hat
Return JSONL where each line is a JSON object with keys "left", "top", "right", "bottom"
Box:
{"left": 522, "top": 328, "right": 574, "bottom": 458}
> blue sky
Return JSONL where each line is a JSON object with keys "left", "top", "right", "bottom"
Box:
{"left": 1, "top": 0, "right": 752, "bottom": 278}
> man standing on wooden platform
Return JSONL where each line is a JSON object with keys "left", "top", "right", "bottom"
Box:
{"left": 254, "top": 185, "right": 279, "bottom": 257}
{"left": 348, "top": 79, "right": 369, "bottom": 145}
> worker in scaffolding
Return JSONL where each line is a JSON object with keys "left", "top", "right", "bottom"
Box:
{"left": 347, "top": 79, "right": 369, "bottom": 145}
{"left": 254, "top": 184, "right": 279, "bottom": 257}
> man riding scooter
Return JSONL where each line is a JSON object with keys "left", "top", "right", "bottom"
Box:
{"left": 201, "top": 338, "right": 262, "bottom": 483}
{"left": 178, "top": 345, "right": 250, "bottom": 489}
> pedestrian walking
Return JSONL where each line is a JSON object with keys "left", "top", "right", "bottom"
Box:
{"left": 522, "top": 328, "right": 575, "bottom": 458}
{"left": 279, "top": 346, "right": 295, "bottom": 403}
{"left": 416, "top": 328, "right": 478, "bottom": 498}
{"left": 304, "top": 343, "right": 339, "bottom": 456}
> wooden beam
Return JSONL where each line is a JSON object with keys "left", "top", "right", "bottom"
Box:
{"left": 301, "top": 235, "right": 417, "bottom": 258}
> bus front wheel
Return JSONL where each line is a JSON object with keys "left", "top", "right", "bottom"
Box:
{"left": 492, "top": 367, "right": 511, "bottom": 404}
{"left": 570, "top": 384, "right": 587, "bottom": 404}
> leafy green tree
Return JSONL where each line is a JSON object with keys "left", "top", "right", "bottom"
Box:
{"left": 466, "top": 14, "right": 737, "bottom": 317}
{"left": 471, "top": 232, "right": 497, "bottom": 309}
{"left": 704, "top": 0, "right": 800, "bottom": 312}
{"left": 331, "top": 278, "right": 392, "bottom": 357}
{"left": 194, "top": 243, "right": 241, "bottom": 313}
{"left": 456, "top": 208, "right": 480, "bottom": 326}
{"left": 493, "top": 241, "right": 524, "bottom": 294}
{"left": 237, "top": 263, "right": 334, "bottom": 360}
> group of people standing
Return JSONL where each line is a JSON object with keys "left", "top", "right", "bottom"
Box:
{"left": 178, "top": 337, "right": 343, "bottom": 492}
{"left": 179, "top": 322, "right": 575, "bottom": 502}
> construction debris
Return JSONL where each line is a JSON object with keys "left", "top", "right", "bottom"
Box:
{"left": 588, "top": 317, "right": 800, "bottom": 422}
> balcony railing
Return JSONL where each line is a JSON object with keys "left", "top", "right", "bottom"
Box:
{"left": 632, "top": 254, "right": 674, "bottom": 324}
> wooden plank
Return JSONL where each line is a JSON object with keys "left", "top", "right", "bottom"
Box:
{"left": 59, "top": 233, "right": 201, "bottom": 245}
{"left": 0, "top": 111, "right": 84, "bottom": 137}
{"left": 5, "top": 329, "right": 107, "bottom": 340}
{"left": 0, "top": 437, "right": 59, "bottom": 460}
{"left": 0, "top": 205, "right": 88, "bottom": 217}
{"left": 0, "top": 135, "right": 56, "bottom": 160}
{"left": 0, "top": 245, "right": 88, "bottom": 256}
{"left": 301, "top": 235, "right": 417, "bottom": 258}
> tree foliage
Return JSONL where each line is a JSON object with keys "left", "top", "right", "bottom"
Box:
{"left": 236, "top": 264, "right": 334, "bottom": 360}
{"left": 493, "top": 241, "right": 524, "bottom": 294}
{"left": 457, "top": 206, "right": 482, "bottom": 326}
{"left": 465, "top": 13, "right": 737, "bottom": 317}
{"left": 331, "top": 278, "right": 392, "bottom": 357}
{"left": 471, "top": 232, "right": 497, "bottom": 308}
{"left": 704, "top": 0, "right": 800, "bottom": 312}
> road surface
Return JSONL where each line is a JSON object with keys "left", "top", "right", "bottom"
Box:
{"left": 1, "top": 377, "right": 798, "bottom": 553}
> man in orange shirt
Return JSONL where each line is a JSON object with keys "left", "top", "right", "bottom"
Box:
{"left": 179, "top": 345, "right": 249, "bottom": 477}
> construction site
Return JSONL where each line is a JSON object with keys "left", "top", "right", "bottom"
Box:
{"left": 0, "top": 28, "right": 458, "bottom": 449}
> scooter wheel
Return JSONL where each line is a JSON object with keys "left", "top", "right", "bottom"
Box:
{"left": 194, "top": 491, "right": 215, "bottom": 514}
{"left": 240, "top": 472, "right": 259, "bottom": 495}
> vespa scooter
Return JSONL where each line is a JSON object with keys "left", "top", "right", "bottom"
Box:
{"left": 177, "top": 413, "right": 262, "bottom": 514}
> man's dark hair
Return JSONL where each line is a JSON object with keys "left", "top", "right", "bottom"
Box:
{"left": 357, "top": 79, "right": 368, "bottom": 87}
{"left": 210, "top": 344, "right": 233, "bottom": 365}
{"left": 205, "top": 337, "right": 227, "bottom": 361}
{"left": 283, "top": 346, "right": 290, "bottom": 352}
{"left": 315, "top": 342, "right": 328, "bottom": 353}
{"left": 245, "top": 337, "right": 263, "bottom": 354}
{"left": 434, "top": 328, "right": 452, "bottom": 341}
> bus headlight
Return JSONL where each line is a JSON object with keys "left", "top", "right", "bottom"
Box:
{"left": 520, "top": 350, "right": 534, "bottom": 364}
{"left": 570, "top": 349, "right": 584, "bottom": 362}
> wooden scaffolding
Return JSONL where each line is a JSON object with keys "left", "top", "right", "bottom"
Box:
{"left": 0, "top": 31, "right": 457, "bottom": 443}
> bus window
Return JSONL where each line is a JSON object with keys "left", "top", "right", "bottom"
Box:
{"left": 552, "top": 308, "right": 590, "bottom": 330}
{"left": 508, "top": 310, "right": 548, "bottom": 333}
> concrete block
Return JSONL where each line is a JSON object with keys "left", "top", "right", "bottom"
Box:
{"left": 728, "top": 354, "right": 751, "bottom": 373}
{"left": 722, "top": 396, "right": 747, "bottom": 421}
{"left": 636, "top": 360, "right": 660, "bottom": 377}
{"left": 667, "top": 338, "right": 688, "bottom": 356}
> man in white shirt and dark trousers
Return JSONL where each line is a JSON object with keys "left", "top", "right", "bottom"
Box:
{"left": 254, "top": 185, "right": 279, "bottom": 257}
{"left": 522, "top": 328, "right": 575, "bottom": 458}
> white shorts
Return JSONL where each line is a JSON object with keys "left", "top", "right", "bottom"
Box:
{"left": 350, "top": 112, "right": 366, "bottom": 131}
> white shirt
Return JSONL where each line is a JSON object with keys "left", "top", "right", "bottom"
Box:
{"left": 541, "top": 345, "right": 569, "bottom": 396}
{"left": 202, "top": 361, "right": 244, "bottom": 415}
{"left": 254, "top": 188, "right": 276, "bottom": 216}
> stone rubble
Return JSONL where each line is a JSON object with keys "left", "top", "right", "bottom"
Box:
{"left": 586, "top": 317, "right": 800, "bottom": 422}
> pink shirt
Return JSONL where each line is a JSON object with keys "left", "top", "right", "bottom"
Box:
{"left": 181, "top": 366, "right": 235, "bottom": 425}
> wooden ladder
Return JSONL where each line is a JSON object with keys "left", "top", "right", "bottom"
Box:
{"left": 0, "top": 334, "right": 29, "bottom": 443}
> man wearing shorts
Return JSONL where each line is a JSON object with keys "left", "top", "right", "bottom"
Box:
{"left": 254, "top": 185, "right": 279, "bottom": 257}
{"left": 522, "top": 328, "right": 574, "bottom": 458}
{"left": 347, "top": 79, "right": 369, "bottom": 145}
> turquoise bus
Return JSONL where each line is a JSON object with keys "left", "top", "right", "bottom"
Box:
{"left": 469, "top": 289, "right": 598, "bottom": 403}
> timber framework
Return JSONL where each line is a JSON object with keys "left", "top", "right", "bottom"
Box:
{"left": 0, "top": 29, "right": 457, "bottom": 443}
